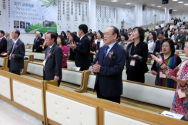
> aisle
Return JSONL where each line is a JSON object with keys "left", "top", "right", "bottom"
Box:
{"left": 0, "top": 99, "right": 42, "bottom": 125}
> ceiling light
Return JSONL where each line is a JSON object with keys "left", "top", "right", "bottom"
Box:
{"left": 157, "top": 6, "right": 162, "bottom": 7}
{"left": 151, "top": 4, "right": 155, "bottom": 6}
{"left": 173, "top": 10, "right": 177, "bottom": 11}
{"left": 184, "top": 3, "right": 188, "bottom": 5}
{"left": 111, "top": 0, "right": 118, "bottom": 2}
{"left": 172, "top": 0, "right": 178, "bottom": 1}
{"left": 178, "top": 1, "right": 184, "bottom": 3}
{"left": 126, "top": 3, "right": 132, "bottom": 5}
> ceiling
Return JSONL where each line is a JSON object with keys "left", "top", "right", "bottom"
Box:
{"left": 95, "top": 0, "right": 188, "bottom": 12}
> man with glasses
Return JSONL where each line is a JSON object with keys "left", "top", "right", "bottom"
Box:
{"left": 92, "top": 26, "right": 126, "bottom": 103}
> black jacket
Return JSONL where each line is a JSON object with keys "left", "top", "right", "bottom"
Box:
{"left": 126, "top": 42, "right": 148, "bottom": 74}
{"left": 32, "top": 37, "right": 43, "bottom": 52}
{"left": 0, "top": 37, "right": 7, "bottom": 53}
{"left": 153, "top": 40, "right": 162, "bottom": 55}
{"left": 75, "top": 35, "right": 91, "bottom": 68}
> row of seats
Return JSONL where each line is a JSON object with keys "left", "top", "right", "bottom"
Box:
{"left": 1, "top": 70, "right": 185, "bottom": 125}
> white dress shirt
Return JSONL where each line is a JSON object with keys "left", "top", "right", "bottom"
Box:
{"left": 148, "top": 40, "right": 156, "bottom": 53}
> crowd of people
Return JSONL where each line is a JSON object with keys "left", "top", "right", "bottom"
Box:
{"left": 0, "top": 19, "right": 188, "bottom": 120}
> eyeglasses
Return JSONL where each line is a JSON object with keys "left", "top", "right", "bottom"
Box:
{"left": 162, "top": 45, "right": 170, "bottom": 48}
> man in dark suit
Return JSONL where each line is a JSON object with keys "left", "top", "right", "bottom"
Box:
{"left": 0, "top": 30, "right": 7, "bottom": 55}
{"left": 92, "top": 26, "right": 126, "bottom": 103}
{"left": 153, "top": 32, "right": 165, "bottom": 55}
{"left": 176, "top": 29, "right": 186, "bottom": 50}
{"left": 68, "top": 24, "right": 91, "bottom": 71}
{"left": 120, "top": 26, "right": 124, "bottom": 34}
{"left": 43, "top": 33, "right": 63, "bottom": 86}
{"left": 32, "top": 31, "right": 43, "bottom": 52}
{"left": 8, "top": 29, "right": 25, "bottom": 75}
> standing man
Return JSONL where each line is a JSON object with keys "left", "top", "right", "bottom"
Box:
{"left": 0, "top": 30, "right": 7, "bottom": 54}
{"left": 68, "top": 24, "right": 91, "bottom": 71}
{"left": 8, "top": 29, "right": 25, "bottom": 75}
{"left": 120, "top": 26, "right": 124, "bottom": 34}
{"left": 32, "top": 31, "right": 43, "bottom": 52}
{"left": 92, "top": 26, "right": 126, "bottom": 103}
{"left": 183, "top": 17, "right": 186, "bottom": 25}
{"left": 176, "top": 29, "right": 186, "bottom": 50}
{"left": 153, "top": 32, "right": 165, "bottom": 55}
{"left": 5, "top": 32, "right": 14, "bottom": 52}
{"left": 43, "top": 33, "right": 63, "bottom": 86}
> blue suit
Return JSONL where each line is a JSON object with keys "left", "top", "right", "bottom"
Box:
{"left": 93, "top": 42, "right": 126, "bottom": 98}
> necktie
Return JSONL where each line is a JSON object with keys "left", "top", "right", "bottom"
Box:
{"left": 45, "top": 47, "right": 51, "bottom": 61}
{"left": 104, "top": 46, "right": 109, "bottom": 59}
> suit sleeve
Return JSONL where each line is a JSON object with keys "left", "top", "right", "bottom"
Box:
{"left": 0, "top": 39, "right": 7, "bottom": 52}
{"left": 151, "top": 61, "right": 157, "bottom": 71}
{"left": 55, "top": 48, "right": 63, "bottom": 76}
{"left": 141, "top": 43, "right": 148, "bottom": 63}
{"left": 14, "top": 43, "right": 25, "bottom": 59}
{"left": 36, "top": 39, "right": 43, "bottom": 51}
{"left": 75, "top": 39, "right": 90, "bottom": 56}
{"left": 99, "top": 49, "right": 126, "bottom": 76}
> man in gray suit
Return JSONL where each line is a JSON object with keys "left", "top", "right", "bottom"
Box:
{"left": 176, "top": 29, "right": 186, "bottom": 50}
{"left": 5, "top": 32, "right": 13, "bottom": 52}
{"left": 8, "top": 29, "right": 25, "bottom": 75}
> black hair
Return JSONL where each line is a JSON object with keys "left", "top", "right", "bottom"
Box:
{"left": 15, "top": 29, "right": 20, "bottom": 36}
{"left": 98, "top": 30, "right": 104, "bottom": 39}
{"left": 157, "top": 31, "right": 164, "bottom": 36}
{"left": 48, "top": 32, "right": 57, "bottom": 42}
{"left": 78, "top": 24, "right": 88, "bottom": 34}
{"left": 40, "top": 33, "right": 43, "bottom": 37}
{"left": 110, "top": 26, "right": 119, "bottom": 39}
{"left": 57, "top": 35, "right": 66, "bottom": 45}
{"left": 149, "top": 31, "right": 157, "bottom": 42}
{"left": 70, "top": 33, "right": 77, "bottom": 41}
{"left": 61, "top": 31, "right": 67, "bottom": 39}
{"left": 133, "top": 27, "right": 145, "bottom": 42}
{"left": 161, "top": 38, "right": 175, "bottom": 54}
{"left": 87, "top": 33, "right": 94, "bottom": 42}
{"left": 121, "top": 32, "right": 128, "bottom": 41}
{"left": 67, "top": 30, "right": 70, "bottom": 33}
{"left": 125, "top": 29, "right": 127, "bottom": 32}
{"left": 0, "top": 30, "right": 5, "bottom": 36}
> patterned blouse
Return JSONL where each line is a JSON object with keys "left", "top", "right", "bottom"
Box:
{"left": 160, "top": 60, "right": 188, "bottom": 120}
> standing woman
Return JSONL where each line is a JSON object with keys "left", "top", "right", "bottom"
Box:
{"left": 87, "top": 33, "right": 96, "bottom": 63}
{"left": 118, "top": 33, "right": 129, "bottom": 50}
{"left": 148, "top": 31, "right": 157, "bottom": 57}
{"left": 126, "top": 27, "right": 148, "bottom": 83}
{"left": 151, "top": 42, "right": 188, "bottom": 120}
{"left": 151, "top": 38, "right": 181, "bottom": 88}
{"left": 68, "top": 33, "right": 77, "bottom": 61}
{"left": 57, "top": 35, "right": 69, "bottom": 68}
{"left": 95, "top": 30, "right": 105, "bottom": 52}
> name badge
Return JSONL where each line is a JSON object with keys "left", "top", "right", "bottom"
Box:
{"left": 130, "top": 59, "right": 135, "bottom": 66}
{"left": 160, "top": 72, "right": 166, "bottom": 78}
{"left": 178, "top": 89, "right": 186, "bottom": 98}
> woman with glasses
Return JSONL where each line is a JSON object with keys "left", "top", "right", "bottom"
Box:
{"left": 151, "top": 38, "right": 181, "bottom": 88}
{"left": 125, "top": 27, "right": 148, "bottom": 83}
{"left": 151, "top": 41, "right": 188, "bottom": 120}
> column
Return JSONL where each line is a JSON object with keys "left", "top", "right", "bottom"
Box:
{"left": 89, "top": 0, "right": 96, "bottom": 31}
{"left": 165, "top": 7, "right": 170, "bottom": 23}
{"left": 135, "top": 3, "right": 143, "bottom": 26}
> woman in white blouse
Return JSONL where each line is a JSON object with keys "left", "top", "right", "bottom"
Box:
{"left": 95, "top": 30, "right": 105, "bottom": 52}
{"left": 148, "top": 31, "right": 156, "bottom": 57}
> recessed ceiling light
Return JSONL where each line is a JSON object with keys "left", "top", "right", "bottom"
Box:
{"left": 184, "top": 3, "right": 188, "bottom": 5}
{"left": 126, "top": 3, "right": 132, "bottom": 5}
{"left": 111, "top": 0, "right": 118, "bottom": 2}
{"left": 151, "top": 4, "right": 155, "bottom": 6}
{"left": 172, "top": 0, "right": 178, "bottom": 1}
{"left": 178, "top": 1, "right": 184, "bottom": 3}
{"left": 157, "top": 6, "right": 162, "bottom": 7}
{"left": 173, "top": 10, "right": 177, "bottom": 11}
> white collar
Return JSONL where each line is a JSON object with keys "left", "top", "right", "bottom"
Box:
{"left": 0, "top": 36, "right": 5, "bottom": 39}
{"left": 49, "top": 43, "right": 55, "bottom": 49}
{"left": 13, "top": 38, "right": 19, "bottom": 44}
{"left": 107, "top": 42, "right": 116, "bottom": 50}
{"left": 80, "top": 35, "right": 85, "bottom": 40}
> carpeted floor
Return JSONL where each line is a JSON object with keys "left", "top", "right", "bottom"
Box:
{"left": 0, "top": 99, "right": 42, "bottom": 125}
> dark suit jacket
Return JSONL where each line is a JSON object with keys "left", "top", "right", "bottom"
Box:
{"left": 75, "top": 37, "right": 80, "bottom": 43}
{"left": 120, "top": 29, "right": 124, "bottom": 34}
{"left": 0, "top": 37, "right": 7, "bottom": 53}
{"left": 93, "top": 42, "right": 126, "bottom": 97}
{"left": 8, "top": 39, "right": 25, "bottom": 70}
{"left": 153, "top": 40, "right": 162, "bottom": 55}
{"left": 44, "top": 44, "right": 63, "bottom": 82}
{"left": 176, "top": 45, "right": 184, "bottom": 50}
{"left": 75, "top": 35, "right": 91, "bottom": 68}
{"left": 175, "top": 34, "right": 186, "bottom": 45}
{"left": 32, "top": 37, "right": 43, "bottom": 52}
{"left": 126, "top": 42, "right": 148, "bottom": 74}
